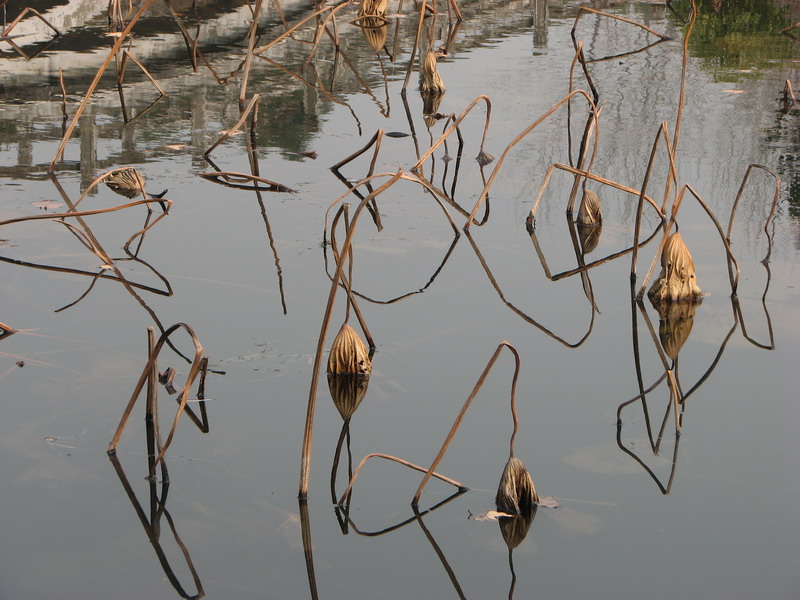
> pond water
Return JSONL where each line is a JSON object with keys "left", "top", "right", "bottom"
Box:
{"left": 1, "top": 1, "right": 799, "bottom": 598}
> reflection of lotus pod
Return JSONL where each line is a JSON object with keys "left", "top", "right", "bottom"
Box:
{"left": 498, "top": 505, "right": 536, "bottom": 550}
{"left": 328, "top": 323, "right": 372, "bottom": 375}
{"left": 496, "top": 456, "right": 538, "bottom": 515}
{"left": 651, "top": 297, "right": 701, "bottom": 360}
{"left": 648, "top": 232, "right": 703, "bottom": 301}
{"left": 421, "top": 51, "right": 445, "bottom": 94}
{"left": 105, "top": 167, "right": 146, "bottom": 199}
{"left": 361, "top": 21, "right": 388, "bottom": 52}
{"left": 359, "top": 0, "right": 387, "bottom": 17}
{"left": 327, "top": 373, "right": 369, "bottom": 420}
{"left": 577, "top": 221, "right": 602, "bottom": 255}
{"left": 421, "top": 89, "right": 443, "bottom": 116}
{"left": 577, "top": 189, "right": 601, "bottom": 225}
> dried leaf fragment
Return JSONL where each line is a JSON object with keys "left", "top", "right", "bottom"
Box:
{"left": 648, "top": 232, "right": 703, "bottom": 301}
{"left": 327, "top": 323, "right": 371, "bottom": 375}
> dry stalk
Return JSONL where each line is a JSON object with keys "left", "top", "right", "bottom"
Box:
{"left": 300, "top": 172, "right": 404, "bottom": 499}
{"left": 467, "top": 90, "right": 598, "bottom": 229}
{"left": 197, "top": 171, "right": 295, "bottom": 193}
{"left": 0, "top": 6, "right": 61, "bottom": 40}
{"left": 726, "top": 164, "right": 781, "bottom": 264}
{"left": 117, "top": 49, "right": 167, "bottom": 97}
{"left": 412, "top": 341, "right": 521, "bottom": 506}
{"left": 108, "top": 324, "right": 208, "bottom": 474}
{"left": 411, "top": 94, "right": 493, "bottom": 174}
{"left": 49, "top": 0, "right": 157, "bottom": 172}
{"left": 337, "top": 453, "right": 465, "bottom": 506}
{"left": 239, "top": 0, "right": 264, "bottom": 105}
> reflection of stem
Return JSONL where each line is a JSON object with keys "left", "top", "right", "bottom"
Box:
{"left": 299, "top": 499, "right": 319, "bottom": 600}
{"left": 108, "top": 451, "right": 203, "bottom": 598}
{"left": 243, "top": 103, "right": 289, "bottom": 315}
{"left": 330, "top": 420, "right": 352, "bottom": 505}
{"left": 339, "top": 489, "right": 466, "bottom": 537}
{"left": 49, "top": 0, "right": 156, "bottom": 172}
{"left": 412, "top": 504, "right": 467, "bottom": 600}
{"left": 507, "top": 547, "right": 516, "bottom": 600}
{"left": 616, "top": 416, "right": 681, "bottom": 496}
{"left": 466, "top": 230, "right": 596, "bottom": 348}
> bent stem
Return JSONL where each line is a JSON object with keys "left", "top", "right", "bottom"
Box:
{"left": 412, "top": 341, "right": 520, "bottom": 506}
{"left": 337, "top": 453, "right": 465, "bottom": 506}
{"left": 300, "top": 172, "right": 404, "bottom": 499}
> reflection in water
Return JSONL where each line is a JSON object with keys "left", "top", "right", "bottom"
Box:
{"left": 1, "top": 0, "right": 798, "bottom": 597}
{"left": 499, "top": 505, "right": 536, "bottom": 600}
{"left": 108, "top": 423, "right": 204, "bottom": 599}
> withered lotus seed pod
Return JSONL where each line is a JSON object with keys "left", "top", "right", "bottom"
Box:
{"left": 421, "top": 51, "right": 445, "bottom": 95}
{"left": 105, "top": 167, "right": 147, "bottom": 199}
{"left": 648, "top": 232, "right": 703, "bottom": 301}
{"left": 495, "top": 456, "right": 538, "bottom": 515}
{"left": 327, "top": 323, "right": 372, "bottom": 375}
{"left": 576, "top": 189, "right": 601, "bottom": 225}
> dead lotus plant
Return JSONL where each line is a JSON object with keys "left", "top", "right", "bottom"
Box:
{"left": 328, "top": 323, "right": 372, "bottom": 375}
{"left": 105, "top": 167, "right": 167, "bottom": 203}
{"left": 648, "top": 232, "right": 702, "bottom": 302}
{"left": 421, "top": 51, "right": 445, "bottom": 95}
{"left": 496, "top": 455, "right": 538, "bottom": 515}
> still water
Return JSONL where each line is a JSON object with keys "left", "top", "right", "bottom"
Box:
{"left": 1, "top": 0, "right": 799, "bottom": 598}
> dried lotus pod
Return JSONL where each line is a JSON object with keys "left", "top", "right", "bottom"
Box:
{"left": 327, "top": 373, "right": 370, "bottom": 420}
{"left": 327, "top": 323, "right": 372, "bottom": 375}
{"left": 495, "top": 456, "right": 538, "bottom": 515}
{"left": 420, "top": 51, "right": 445, "bottom": 95}
{"left": 651, "top": 296, "right": 701, "bottom": 360}
{"left": 648, "top": 232, "right": 703, "bottom": 301}
{"left": 359, "top": 0, "right": 388, "bottom": 18}
{"left": 498, "top": 505, "right": 536, "bottom": 550}
{"left": 576, "top": 189, "right": 601, "bottom": 225}
{"left": 361, "top": 18, "right": 388, "bottom": 52}
{"left": 105, "top": 167, "right": 146, "bottom": 199}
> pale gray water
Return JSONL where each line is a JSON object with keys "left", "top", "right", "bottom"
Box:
{"left": 1, "top": 1, "right": 799, "bottom": 598}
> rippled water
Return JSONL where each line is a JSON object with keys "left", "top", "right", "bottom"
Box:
{"left": 1, "top": 1, "right": 799, "bottom": 598}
